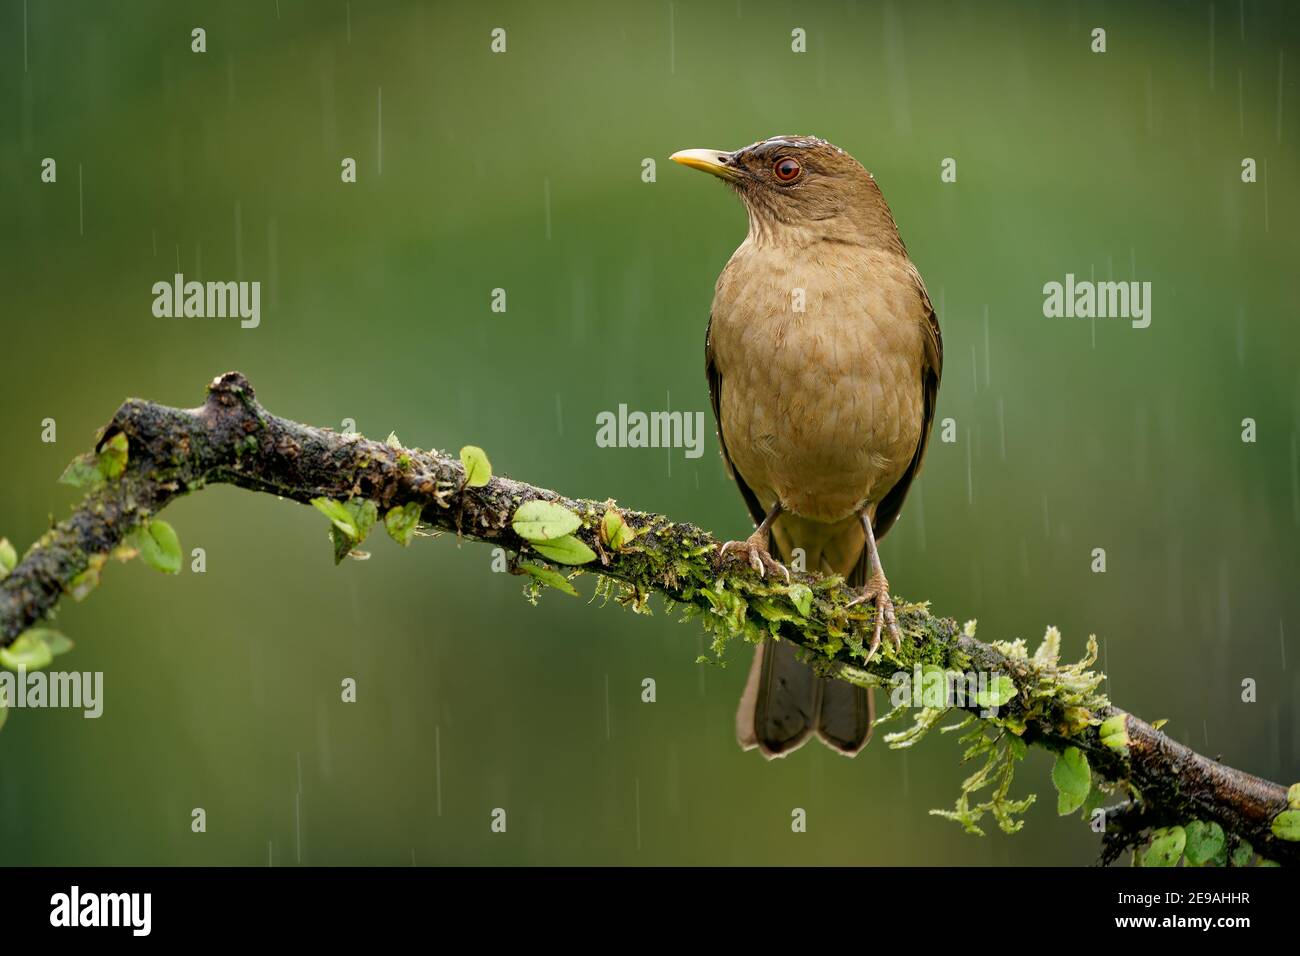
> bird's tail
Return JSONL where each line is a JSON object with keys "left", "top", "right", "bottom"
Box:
{"left": 736, "top": 531, "right": 874, "bottom": 758}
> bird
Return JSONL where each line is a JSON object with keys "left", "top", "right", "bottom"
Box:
{"left": 671, "top": 135, "right": 943, "bottom": 759}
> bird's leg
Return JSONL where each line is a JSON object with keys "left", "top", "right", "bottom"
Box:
{"left": 847, "top": 510, "right": 902, "bottom": 660}
{"left": 718, "top": 501, "right": 790, "bottom": 583}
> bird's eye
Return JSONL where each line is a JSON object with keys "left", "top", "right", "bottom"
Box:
{"left": 773, "top": 158, "right": 801, "bottom": 182}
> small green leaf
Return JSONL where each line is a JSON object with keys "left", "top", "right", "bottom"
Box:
{"left": 0, "top": 538, "right": 16, "bottom": 579}
{"left": 384, "top": 502, "right": 423, "bottom": 547}
{"left": 786, "top": 583, "right": 813, "bottom": 618}
{"left": 1287, "top": 783, "right": 1300, "bottom": 810}
{"left": 330, "top": 527, "right": 352, "bottom": 564}
{"left": 1183, "top": 821, "right": 1225, "bottom": 865}
{"left": 1006, "top": 735, "right": 1027, "bottom": 761}
{"left": 312, "top": 497, "right": 358, "bottom": 538}
{"left": 97, "top": 432, "right": 129, "bottom": 479}
{"left": 519, "top": 562, "right": 579, "bottom": 597}
{"left": 531, "top": 534, "right": 597, "bottom": 565}
{"left": 1141, "top": 826, "right": 1186, "bottom": 867}
{"left": 601, "top": 509, "right": 636, "bottom": 550}
{"left": 976, "top": 674, "right": 1017, "bottom": 708}
{"left": 1230, "top": 840, "right": 1254, "bottom": 867}
{"left": 344, "top": 499, "right": 378, "bottom": 542}
{"left": 460, "top": 445, "right": 492, "bottom": 487}
{"left": 59, "top": 454, "right": 102, "bottom": 488}
{"left": 1151, "top": 718, "right": 1169, "bottom": 731}
{"left": 28, "top": 628, "right": 73, "bottom": 657}
{"left": 1271, "top": 809, "right": 1300, "bottom": 842}
{"left": 133, "top": 519, "right": 182, "bottom": 574}
{"left": 0, "top": 631, "right": 55, "bottom": 671}
{"left": 1051, "top": 746, "right": 1091, "bottom": 815}
{"left": 512, "top": 500, "right": 581, "bottom": 542}
{"left": 1099, "top": 712, "right": 1130, "bottom": 754}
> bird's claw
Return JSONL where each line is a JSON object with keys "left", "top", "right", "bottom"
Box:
{"left": 718, "top": 537, "right": 790, "bottom": 583}
{"left": 848, "top": 575, "right": 902, "bottom": 661}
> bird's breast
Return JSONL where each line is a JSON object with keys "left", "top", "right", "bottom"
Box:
{"left": 711, "top": 241, "right": 927, "bottom": 523}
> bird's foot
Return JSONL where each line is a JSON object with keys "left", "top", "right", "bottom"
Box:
{"left": 718, "top": 533, "right": 790, "bottom": 583}
{"left": 847, "top": 572, "right": 902, "bottom": 660}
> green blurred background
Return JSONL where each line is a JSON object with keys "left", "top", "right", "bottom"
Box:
{"left": 1, "top": 0, "right": 1297, "bottom": 865}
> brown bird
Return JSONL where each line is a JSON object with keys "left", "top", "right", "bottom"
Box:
{"left": 672, "top": 135, "right": 943, "bottom": 758}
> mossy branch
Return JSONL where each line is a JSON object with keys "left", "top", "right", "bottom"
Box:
{"left": 0, "top": 372, "right": 1295, "bottom": 865}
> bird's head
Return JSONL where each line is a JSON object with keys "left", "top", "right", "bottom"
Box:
{"left": 671, "top": 135, "right": 901, "bottom": 248}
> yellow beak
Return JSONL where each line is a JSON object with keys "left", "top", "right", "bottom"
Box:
{"left": 670, "top": 148, "right": 739, "bottom": 181}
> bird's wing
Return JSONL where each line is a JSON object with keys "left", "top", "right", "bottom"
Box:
{"left": 874, "top": 276, "right": 944, "bottom": 541}
{"left": 705, "top": 312, "right": 769, "bottom": 534}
